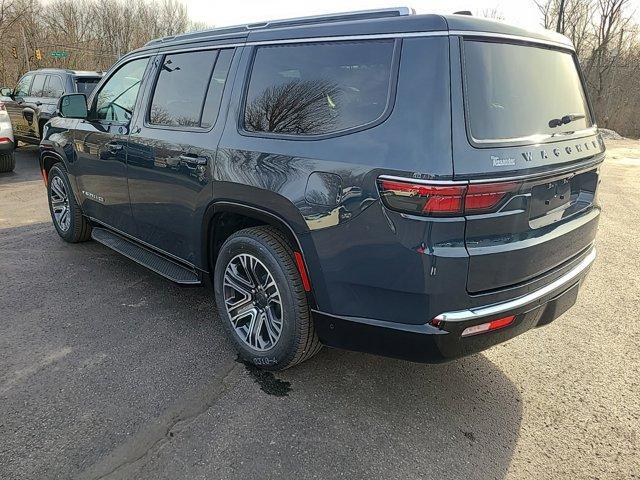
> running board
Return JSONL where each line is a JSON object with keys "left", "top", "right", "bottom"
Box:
{"left": 91, "top": 227, "right": 201, "bottom": 285}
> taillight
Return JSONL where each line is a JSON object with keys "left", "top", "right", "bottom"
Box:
{"left": 377, "top": 179, "right": 466, "bottom": 216}
{"left": 0, "top": 101, "right": 5, "bottom": 111}
{"left": 377, "top": 177, "right": 521, "bottom": 217}
{"left": 464, "top": 182, "right": 519, "bottom": 212}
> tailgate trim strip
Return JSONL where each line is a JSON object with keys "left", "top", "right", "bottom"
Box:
{"left": 434, "top": 247, "right": 596, "bottom": 322}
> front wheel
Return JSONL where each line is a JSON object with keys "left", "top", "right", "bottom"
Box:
{"left": 214, "top": 226, "right": 321, "bottom": 370}
{"left": 47, "top": 164, "right": 92, "bottom": 242}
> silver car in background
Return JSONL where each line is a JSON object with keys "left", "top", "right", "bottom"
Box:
{"left": 0, "top": 99, "right": 15, "bottom": 172}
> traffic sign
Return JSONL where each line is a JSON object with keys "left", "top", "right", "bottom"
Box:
{"left": 50, "top": 51, "right": 68, "bottom": 59}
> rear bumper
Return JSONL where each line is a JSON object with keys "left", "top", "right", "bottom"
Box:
{"left": 312, "top": 247, "right": 595, "bottom": 363}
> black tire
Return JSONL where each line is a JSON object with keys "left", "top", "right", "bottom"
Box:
{"left": 214, "top": 226, "right": 321, "bottom": 370}
{"left": 47, "top": 163, "right": 92, "bottom": 242}
{"left": 0, "top": 152, "right": 15, "bottom": 173}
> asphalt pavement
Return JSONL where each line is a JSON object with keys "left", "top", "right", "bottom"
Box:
{"left": 0, "top": 143, "right": 638, "bottom": 480}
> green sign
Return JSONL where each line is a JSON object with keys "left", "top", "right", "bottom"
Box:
{"left": 50, "top": 51, "right": 68, "bottom": 59}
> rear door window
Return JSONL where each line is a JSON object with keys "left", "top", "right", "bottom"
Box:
{"left": 244, "top": 40, "right": 395, "bottom": 136}
{"left": 463, "top": 41, "right": 592, "bottom": 143}
{"left": 43, "top": 75, "right": 65, "bottom": 97}
{"left": 30, "top": 75, "right": 47, "bottom": 97}
{"left": 201, "top": 49, "right": 233, "bottom": 129}
{"left": 149, "top": 50, "right": 219, "bottom": 128}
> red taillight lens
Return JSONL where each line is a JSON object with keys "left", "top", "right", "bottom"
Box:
{"left": 460, "top": 315, "right": 515, "bottom": 337}
{"left": 378, "top": 180, "right": 466, "bottom": 216}
{"left": 0, "top": 101, "right": 5, "bottom": 111}
{"left": 378, "top": 178, "right": 521, "bottom": 217}
{"left": 464, "top": 182, "right": 519, "bottom": 212}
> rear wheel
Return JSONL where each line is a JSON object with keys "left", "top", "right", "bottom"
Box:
{"left": 47, "top": 164, "right": 92, "bottom": 242}
{"left": 0, "top": 152, "right": 15, "bottom": 173}
{"left": 214, "top": 226, "right": 321, "bottom": 370}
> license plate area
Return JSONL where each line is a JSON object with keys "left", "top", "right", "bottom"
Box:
{"left": 529, "top": 169, "right": 597, "bottom": 229}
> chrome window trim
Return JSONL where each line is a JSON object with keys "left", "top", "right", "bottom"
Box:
{"left": 130, "top": 30, "right": 574, "bottom": 57}
{"left": 433, "top": 247, "right": 596, "bottom": 323}
{"left": 449, "top": 30, "right": 574, "bottom": 51}
{"left": 246, "top": 31, "right": 447, "bottom": 46}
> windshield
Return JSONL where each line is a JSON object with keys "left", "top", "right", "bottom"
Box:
{"left": 463, "top": 40, "right": 592, "bottom": 143}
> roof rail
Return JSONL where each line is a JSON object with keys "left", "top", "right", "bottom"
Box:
{"left": 145, "top": 7, "right": 415, "bottom": 46}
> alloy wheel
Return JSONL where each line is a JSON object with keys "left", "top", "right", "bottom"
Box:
{"left": 223, "top": 253, "right": 283, "bottom": 351}
{"left": 50, "top": 175, "right": 71, "bottom": 232}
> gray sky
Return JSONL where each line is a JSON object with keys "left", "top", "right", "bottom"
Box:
{"left": 182, "top": 0, "right": 640, "bottom": 30}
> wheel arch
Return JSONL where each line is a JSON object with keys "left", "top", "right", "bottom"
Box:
{"left": 203, "top": 200, "right": 318, "bottom": 308}
{"left": 40, "top": 150, "right": 83, "bottom": 208}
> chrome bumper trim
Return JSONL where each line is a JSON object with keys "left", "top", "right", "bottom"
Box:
{"left": 434, "top": 248, "right": 596, "bottom": 323}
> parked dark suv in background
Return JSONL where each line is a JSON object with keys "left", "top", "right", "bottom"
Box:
{"left": 39, "top": 8, "right": 602, "bottom": 370}
{"left": 2, "top": 68, "right": 102, "bottom": 144}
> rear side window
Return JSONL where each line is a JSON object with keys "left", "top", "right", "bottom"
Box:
{"left": 14, "top": 74, "right": 33, "bottom": 97}
{"left": 75, "top": 78, "right": 100, "bottom": 95}
{"left": 30, "top": 75, "right": 47, "bottom": 97}
{"left": 43, "top": 76, "right": 64, "bottom": 97}
{"left": 463, "top": 41, "right": 592, "bottom": 142}
{"left": 244, "top": 40, "right": 395, "bottom": 136}
{"left": 149, "top": 49, "right": 233, "bottom": 129}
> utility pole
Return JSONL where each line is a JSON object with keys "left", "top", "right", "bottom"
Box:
{"left": 556, "top": 0, "right": 566, "bottom": 33}
{"left": 21, "top": 26, "right": 31, "bottom": 71}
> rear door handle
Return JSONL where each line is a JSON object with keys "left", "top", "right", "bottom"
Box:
{"left": 106, "top": 142, "right": 124, "bottom": 153}
{"left": 179, "top": 154, "right": 208, "bottom": 166}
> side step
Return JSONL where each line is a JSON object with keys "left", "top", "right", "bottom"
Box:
{"left": 91, "top": 227, "right": 201, "bottom": 285}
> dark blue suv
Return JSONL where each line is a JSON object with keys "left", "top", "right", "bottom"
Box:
{"left": 40, "top": 8, "right": 602, "bottom": 370}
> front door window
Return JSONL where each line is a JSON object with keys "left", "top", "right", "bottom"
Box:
{"left": 94, "top": 58, "right": 149, "bottom": 122}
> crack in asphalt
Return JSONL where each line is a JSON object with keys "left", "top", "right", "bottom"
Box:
{"left": 80, "top": 361, "right": 243, "bottom": 480}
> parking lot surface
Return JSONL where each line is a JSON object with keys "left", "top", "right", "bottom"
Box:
{"left": 1, "top": 143, "right": 638, "bottom": 480}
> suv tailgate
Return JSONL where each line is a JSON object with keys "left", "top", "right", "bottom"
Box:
{"left": 451, "top": 36, "right": 603, "bottom": 293}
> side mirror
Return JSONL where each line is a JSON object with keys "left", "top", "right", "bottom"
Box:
{"left": 58, "top": 93, "right": 88, "bottom": 119}
{"left": 0, "top": 87, "right": 12, "bottom": 97}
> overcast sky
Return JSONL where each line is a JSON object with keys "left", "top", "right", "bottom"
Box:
{"left": 182, "top": 0, "right": 640, "bottom": 30}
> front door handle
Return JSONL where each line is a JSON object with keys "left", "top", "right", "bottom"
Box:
{"left": 179, "top": 154, "right": 208, "bottom": 166}
{"left": 35, "top": 101, "right": 42, "bottom": 106}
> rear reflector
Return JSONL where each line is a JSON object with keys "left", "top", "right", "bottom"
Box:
{"left": 377, "top": 177, "right": 521, "bottom": 217}
{"left": 293, "top": 251, "right": 312, "bottom": 292}
{"left": 461, "top": 315, "right": 515, "bottom": 337}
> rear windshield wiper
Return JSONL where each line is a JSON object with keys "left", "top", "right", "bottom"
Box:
{"left": 548, "top": 113, "right": 586, "bottom": 128}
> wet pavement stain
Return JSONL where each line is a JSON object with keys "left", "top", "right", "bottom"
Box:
{"left": 237, "top": 357, "right": 291, "bottom": 397}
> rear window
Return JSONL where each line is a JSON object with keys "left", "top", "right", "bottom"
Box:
{"left": 463, "top": 41, "right": 592, "bottom": 143}
{"left": 75, "top": 78, "right": 100, "bottom": 95}
{"left": 244, "top": 40, "right": 395, "bottom": 136}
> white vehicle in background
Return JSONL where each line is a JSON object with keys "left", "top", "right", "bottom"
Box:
{"left": 0, "top": 99, "right": 15, "bottom": 172}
